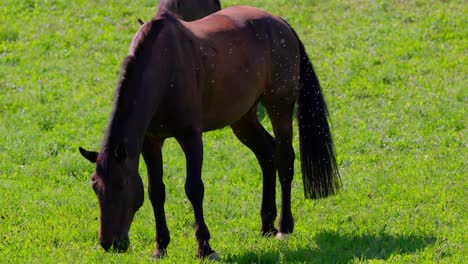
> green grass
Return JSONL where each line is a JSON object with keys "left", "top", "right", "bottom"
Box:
{"left": 0, "top": 0, "right": 466, "bottom": 263}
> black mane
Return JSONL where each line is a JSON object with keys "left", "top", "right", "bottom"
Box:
{"left": 101, "top": 19, "right": 167, "bottom": 152}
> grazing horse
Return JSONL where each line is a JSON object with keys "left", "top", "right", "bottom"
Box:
{"left": 157, "top": 0, "right": 221, "bottom": 21}
{"left": 79, "top": 6, "right": 340, "bottom": 258}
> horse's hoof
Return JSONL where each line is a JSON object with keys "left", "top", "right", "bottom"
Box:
{"left": 276, "top": 232, "right": 290, "bottom": 240}
{"left": 206, "top": 252, "right": 220, "bottom": 261}
{"left": 151, "top": 249, "right": 167, "bottom": 259}
{"left": 151, "top": 253, "right": 163, "bottom": 259}
{"left": 262, "top": 230, "right": 278, "bottom": 237}
{"left": 261, "top": 228, "right": 278, "bottom": 237}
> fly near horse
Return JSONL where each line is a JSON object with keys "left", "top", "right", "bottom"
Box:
{"left": 80, "top": 5, "right": 340, "bottom": 259}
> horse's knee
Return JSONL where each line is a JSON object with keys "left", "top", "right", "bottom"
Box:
{"left": 185, "top": 179, "right": 204, "bottom": 203}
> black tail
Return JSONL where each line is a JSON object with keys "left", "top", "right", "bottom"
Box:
{"left": 289, "top": 25, "right": 341, "bottom": 199}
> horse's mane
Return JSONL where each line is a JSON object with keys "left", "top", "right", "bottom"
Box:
{"left": 101, "top": 18, "right": 170, "bottom": 151}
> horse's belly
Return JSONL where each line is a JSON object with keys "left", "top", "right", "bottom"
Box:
{"left": 201, "top": 80, "right": 262, "bottom": 131}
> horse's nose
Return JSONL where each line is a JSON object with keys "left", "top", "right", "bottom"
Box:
{"left": 113, "top": 235, "right": 130, "bottom": 252}
{"left": 99, "top": 237, "right": 112, "bottom": 251}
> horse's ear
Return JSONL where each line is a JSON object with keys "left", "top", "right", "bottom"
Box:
{"left": 114, "top": 144, "right": 127, "bottom": 161}
{"left": 137, "top": 18, "right": 144, "bottom": 25}
{"left": 79, "top": 147, "right": 98, "bottom": 163}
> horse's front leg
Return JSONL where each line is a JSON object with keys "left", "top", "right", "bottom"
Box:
{"left": 176, "top": 128, "right": 216, "bottom": 259}
{"left": 142, "top": 137, "right": 170, "bottom": 258}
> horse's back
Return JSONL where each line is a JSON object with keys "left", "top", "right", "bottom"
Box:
{"left": 187, "top": 6, "right": 298, "bottom": 63}
{"left": 187, "top": 6, "right": 288, "bottom": 36}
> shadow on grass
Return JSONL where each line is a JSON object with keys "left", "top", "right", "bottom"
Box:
{"left": 225, "top": 231, "right": 435, "bottom": 263}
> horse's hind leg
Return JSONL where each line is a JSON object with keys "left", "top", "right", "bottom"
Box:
{"left": 230, "top": 107, "right": 278, "bottom": 236}
{"left": 142, "top": 137, "right": 170, "bottom": 258}
{"left": 264, "top": 97, "right": 296, "bottom": 236}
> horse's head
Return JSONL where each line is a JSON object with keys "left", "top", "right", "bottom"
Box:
{"left": 79, "top": 146, "right": 144, "bottom": 252}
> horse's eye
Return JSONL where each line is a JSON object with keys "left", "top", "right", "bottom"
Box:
{"left": 90, "top": 174, "right": 99, "bottom": 191}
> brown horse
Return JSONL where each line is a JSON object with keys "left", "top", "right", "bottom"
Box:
{"left": 157, "top": 0, "right": 221, "bottom": 21}
{"left": 79, "top": 6, "right": 340, "bottom": 259}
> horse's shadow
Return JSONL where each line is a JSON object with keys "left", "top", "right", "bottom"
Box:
{"left": 225, "top": 231, "right": 435, "bottom": 263}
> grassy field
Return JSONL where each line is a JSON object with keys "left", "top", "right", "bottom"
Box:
{"left": 0, "top": 0, "right": 466, "bottom": 263}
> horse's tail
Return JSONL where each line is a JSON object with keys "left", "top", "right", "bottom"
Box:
{"left": 288, "top": 23, "right": 341, "bottom": 199}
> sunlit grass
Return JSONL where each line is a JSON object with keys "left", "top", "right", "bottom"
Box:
{"left": 0, "top": 0, "right": 466, "bottom": 262}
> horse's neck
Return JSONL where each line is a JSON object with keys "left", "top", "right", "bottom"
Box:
{"left": 103, "top": 87, "right": 152, "bottom": 159}
{"left": 103, "top": 20, "right": 187, "bottom": 156}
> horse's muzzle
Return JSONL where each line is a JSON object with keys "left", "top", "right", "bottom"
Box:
{"left": 100, "top": 235, "right": 130, "bottom": 252}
